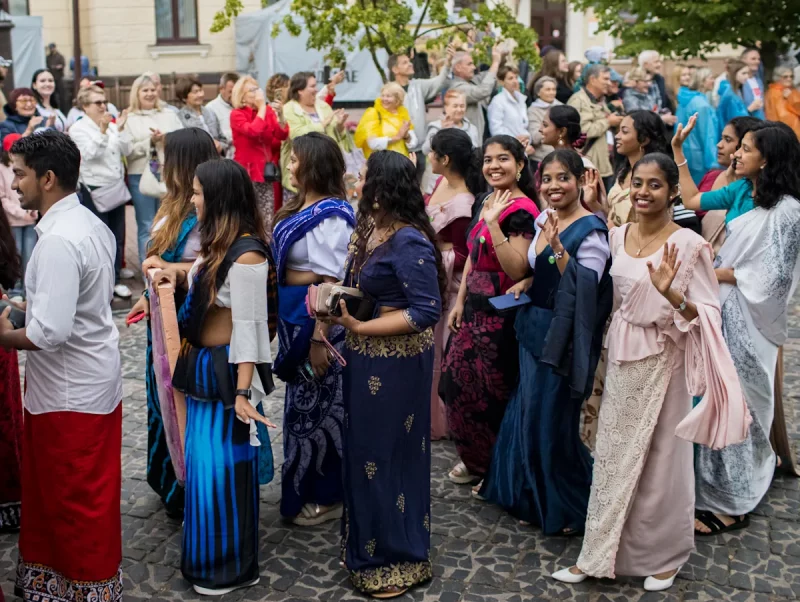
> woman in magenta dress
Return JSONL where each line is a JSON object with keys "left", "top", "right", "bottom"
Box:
{"left": 440, "top": 135, "right": 540, "bottom": 485}
{"left": 425, "top": 128, "right": 483, "bottom": 440}
{"left": 0, "top": 204, "right": 22, "bottom": 533}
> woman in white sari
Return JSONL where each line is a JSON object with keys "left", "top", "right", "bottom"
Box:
{"left": 677, "top": 120, "right": 800, "bottom": 534}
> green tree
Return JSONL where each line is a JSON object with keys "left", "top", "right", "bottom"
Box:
{"left": 212, "top": 0, "right": 540, "bottom": 82}
{"left": 569, "top": 0, "right": 800, "bottom": 77}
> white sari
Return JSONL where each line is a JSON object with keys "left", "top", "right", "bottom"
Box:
{"left": 695, "top": 195, "right": 800, "bottom": 515}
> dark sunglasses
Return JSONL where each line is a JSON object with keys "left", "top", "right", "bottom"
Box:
{"left": 89, "top": 100, "right": 108, "bottom": 107}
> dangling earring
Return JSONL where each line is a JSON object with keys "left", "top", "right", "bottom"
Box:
{"left": 558, "top": 136, "right": 564, "bottom": 147}
{"left": 516, "top": 170, "right": 522, "bottom": 182}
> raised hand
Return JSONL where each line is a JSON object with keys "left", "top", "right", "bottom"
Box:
{"left": 483, "top": 190, "right": 513, "bottom": 226}
{"left": 647, "top": 243, "right": 682, "bottom": 297}
{"left": 672, "top": 113, "right": 698, "bottom": 152}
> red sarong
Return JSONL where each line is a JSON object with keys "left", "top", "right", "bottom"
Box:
{"left": 15, "top": 404, "right": 123, "bottom": 601}
{"left": 0, "top": 347, "right": 22, "bottom": 531}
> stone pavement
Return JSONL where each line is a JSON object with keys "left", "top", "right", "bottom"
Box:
{"left": 3, "top": 298, "right": 800, "bottom": 602}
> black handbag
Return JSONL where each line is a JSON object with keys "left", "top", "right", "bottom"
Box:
{"left": 263, "top": 162, "right": 280, "bottom": 182}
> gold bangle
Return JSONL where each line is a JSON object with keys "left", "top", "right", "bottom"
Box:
{"left": 494, "top": 236, "right": 510, "bottom": 248}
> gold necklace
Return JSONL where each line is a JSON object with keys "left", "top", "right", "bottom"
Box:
{"left": 634, "top": 220, "right": 671, "bottom": 257}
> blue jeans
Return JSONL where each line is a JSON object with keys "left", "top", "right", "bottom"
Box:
{"left": 128, "top": 173, "right": 159, "bottom": 266}
{"left": 11, "top": 225, "right": 37, "bottom": 297}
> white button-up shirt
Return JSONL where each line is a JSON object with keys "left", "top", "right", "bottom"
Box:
{"left": 24, "top": 193, "right": 122, "bottom": 415}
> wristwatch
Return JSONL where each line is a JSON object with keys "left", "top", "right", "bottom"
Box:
{"left": 235, "top": 388, "right": 252, "bottom": 400}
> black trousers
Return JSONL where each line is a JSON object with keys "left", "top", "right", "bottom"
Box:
{"left": 79, "top": 184, "right": 124, "bottom": 283}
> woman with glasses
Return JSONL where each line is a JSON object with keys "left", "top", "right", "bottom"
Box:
{"left": 69, "top": 84, "right": 133, "bottom": 299}
{"left": 622, "top": 68, "right": 656, "bottom": 113}
{"left": 765, "top": 67, "right": 800, "bottom": 138}
{"left": 0, "top": 88, "right": 54, "bottom": 141}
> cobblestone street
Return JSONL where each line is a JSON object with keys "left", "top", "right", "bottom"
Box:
{"left": 3, "top": 294, "right": 800, "bottom": 602}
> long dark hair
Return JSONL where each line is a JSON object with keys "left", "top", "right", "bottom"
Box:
{"left": 273, "top": 132, "right": 347, "bottom": 226}
{"left": 616, "top": 110, "right": 671, "bottom": 186}
{"left": 430, "top": 128, "right": 485, "bottom": 197}
{"left": 194, "top": 159, "right": 268, "bottom": 304}
{"left": 353, "top": 151, "right": 446, "bottom": 301}
{"left": 31, "top": 68, "right": 59, "bottom": 110}
{"left": 528, "top": 50, "right": 567, "bottom": 98}
{"left": 0, "top": 208, "right": 20, "bottom": 290}
{"left": 728, "top": 116, "right": 761, "bottom": 147}
{"left": 547, "top": 105, "right": 583, "bottom": 147}
{"left": 632, "top": 152, "right": 681, "bottom": 207}
{"left": 750, "top": 122, "right": 800, "bottom": 210}
{"left": 148, "top": 128, "right": 219, "bottom": 258}
{"left": 483, "top": 135, "right": 539, "bottom": 203}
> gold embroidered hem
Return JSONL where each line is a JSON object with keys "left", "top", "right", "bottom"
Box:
{"left": 350, "top": 561, "right": 433, "bottom": 593}
{"left": 345, "top": 329, "right": 434, "bottom": 358}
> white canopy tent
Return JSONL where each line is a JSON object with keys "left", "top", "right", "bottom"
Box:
{"left": 235, "top": 0, "right": 458, "bottom": 102}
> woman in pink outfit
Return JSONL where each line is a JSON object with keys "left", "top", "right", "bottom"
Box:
{"left": 552, "top": 153, "right": 750, "bottom": 592}
{"left": 424, "top": 128, "right": 482, "bottom": 440}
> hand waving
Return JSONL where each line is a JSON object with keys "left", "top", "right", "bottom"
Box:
{"left": 672, "top": 113, "right": 697, "bottom": 153}
{"left": 647, "top": 243, "right": 681, "bottom": 297}
{"left": 482, "top": 190, "right": 513, "bottom": 226}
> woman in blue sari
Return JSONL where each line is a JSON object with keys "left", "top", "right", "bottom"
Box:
{"left": 272, "top": 132, "right": 356, "bottom": 525}
{"left": 126, "top": 128, "right": 218, "bottom": 519}
{"left": 328, "top": 151, "right": 444, "bottom": 599}
{"left": 160, "top": 159, "right": 276, "bottom": 595}
{"left": 479, "top": 149, "right": 612, "bottom": 535}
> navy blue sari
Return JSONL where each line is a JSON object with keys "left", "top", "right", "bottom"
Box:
{"left": 272, "top": 199, "right": 356, "bottom": 518}
{"left": 481, "top": 215, "right": 611, "bottom": 535}
{"left": 340, "top": 227, "right": 441, "bottom": 594}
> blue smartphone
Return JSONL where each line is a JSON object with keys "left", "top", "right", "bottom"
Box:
{"left": 489, "top": 292, "right": 532, "bottom": 312}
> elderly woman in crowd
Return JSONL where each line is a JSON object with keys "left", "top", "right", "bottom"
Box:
{"left": 765, "top": 66, "right": 800, "bottom": 138}
{"left": 70, "top": 84, "right": 133, "bottom": 299}
{"left": 0, "top": 88, "right": 53, "bottom": 141}
{"left": 527, "top": 76, "right": 563, "bottom": 171}
{"left": 623, "top": 68, "right": 656, "bottom": 113}
{"left": 119, "top": 72, "right": 183, "bottom": 266}
{"left": 422, "top": 89, "right": 480, "bottom": 154}
{"left": 231, "top": 74, "right": 289, "bottom": 229}
{"left": 175, "top": 75, "right": 225, "bottom": 155}
{"left": 355, "top": 81, "right": 416, "bottom": 158}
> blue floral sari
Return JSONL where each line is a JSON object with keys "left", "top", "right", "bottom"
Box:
{"left": 272, "top": 198, "right": 356, "bottom": 518}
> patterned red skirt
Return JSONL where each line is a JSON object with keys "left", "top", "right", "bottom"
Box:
{"left": 15, "top": 404, "right": 123, "bottom": 602}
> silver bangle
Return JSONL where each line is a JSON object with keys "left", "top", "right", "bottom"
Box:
{"left": 676, "top": 159, "right": 688, "bottom": 168}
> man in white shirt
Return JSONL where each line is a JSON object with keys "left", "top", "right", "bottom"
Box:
{"left": 0, "top": 130, "right": 123, "bottom": 602}
{"left": 207, "top": 72, "right": 239, "bottom": 159}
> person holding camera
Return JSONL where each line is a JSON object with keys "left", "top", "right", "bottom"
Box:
{"left": 230, "top": 75, "right": 289, "bottom": 230}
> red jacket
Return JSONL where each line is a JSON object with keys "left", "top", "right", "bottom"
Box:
{"left": 230, "top": 105, "right": 289, "bottom": 183}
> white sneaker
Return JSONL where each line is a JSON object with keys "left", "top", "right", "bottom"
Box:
{"left": 192, "top": 577, "right": 259, "bottom": 596}
{"left": 119, "top": 267, "right": 136, "bottom": 280}
{"left": 643, "top": 565, "right": 682, "bottom": 592}
{"left": 551, "top": 567, "right": 588, "bottom": 584}
{"left": 113, "top": 283, "right": 132, "bottom": 299}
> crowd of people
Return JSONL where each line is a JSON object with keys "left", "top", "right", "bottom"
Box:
{"left": 0, "top": 37, "right": 799, "bottom": 602}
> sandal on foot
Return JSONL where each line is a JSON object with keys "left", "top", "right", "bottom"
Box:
{"left": 292, "top": 502, "right": 343, "bottom": 527}
{"left": 448, "top": 461, "right": 477, "bottom": 485}
{"left": 372, "top": 586, "right": 409, "bottom": 599}
{"left": 471, "top": 480, "right": 486, "bottom": 500}
{"left": 694, "top": 511, "right": 749, "bottom": 536}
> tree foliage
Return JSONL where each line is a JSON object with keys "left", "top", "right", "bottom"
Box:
{"left": 569, "top": 0, "right": 800, "bottom": 72}
{"left": 212, "top": 0, "right": 539, "bottom": 82}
